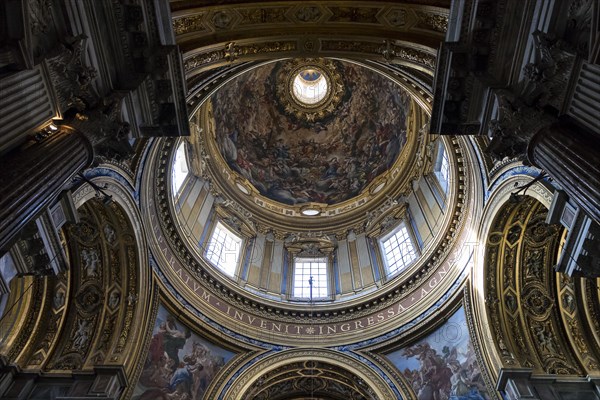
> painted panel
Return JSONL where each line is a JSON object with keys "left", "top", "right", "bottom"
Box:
{"left": 386, "top": 307, "right": 490, "bottom": 400}
{"left": 133, "top": 305, "right": 235, "bottom": 400}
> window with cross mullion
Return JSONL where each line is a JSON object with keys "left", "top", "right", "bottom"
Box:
{"left": 292, "top": 257, "right": 328, "bottom": 299}
{"left": 205, "top": 221, "right": 242, "bottom": 278}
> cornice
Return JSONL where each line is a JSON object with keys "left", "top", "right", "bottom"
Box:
{"left": 172, "top": 2, "right": 448, "bottom": 54}
{"left": 170, "top": 0, "right": 452, "bottom": 12}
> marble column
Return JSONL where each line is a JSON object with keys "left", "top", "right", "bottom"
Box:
{"left": 528, "top": 121, "right": 600, "bottom": 225}
{"left": 0, "top": 127, "right": 93, "bottom": 252}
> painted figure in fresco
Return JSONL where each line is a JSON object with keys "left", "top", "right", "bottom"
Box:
{"left": 143, "top": 321, "right": 181, "bottom": 389}
{"left": 135, "top": 311, "right": 232, "bottom": 400}
{"left": 235, "top": 148, "right": 254, "bottom": 181}
{"left": 448, "top": 358, "right": 485, "bottom": 400}
{"left": 449, "top": 360, "right": 471, "bottom": 397}
{"left": 163, "top": 315, "right": 192, "bottom": 371}
{"left": 168, "top": 361, "right": 194, "bottom": 399}
{"left": 399, "top": 340, "right": 488, "bottom": 400}
{"left": 382, "top": 309, "right": 493, "bottom": 400}
{"left": 190, "top": 342, "right": 219, "bottom": 396}
{"left": 403, "top": 343, "right": 452, "bottom": 400}
{"left": 221, "top": 129, "right": 238, "bottom": 167}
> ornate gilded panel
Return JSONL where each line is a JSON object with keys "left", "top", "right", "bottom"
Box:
{"left": 482, "top": 196, "right": 600, "bottom": 377}
{"left": 2, "top": 198, "right": 143, "bottom": 375}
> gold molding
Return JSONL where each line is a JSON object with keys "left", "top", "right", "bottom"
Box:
{"left": 479, "top": 195, "right": 592, "bottom": 378}
{"left": 212, "top": 348, "right": 398, "bottom": 400}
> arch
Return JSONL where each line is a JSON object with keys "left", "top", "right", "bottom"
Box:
{"left": 0, "top": 174, "right": 154, "bottom": 398}
{"left": 174, "top": 2, "right": 445, "bottom": 77}
{"left": 471, "top": 176, "right": 600, "bottom": 396}
{"left": 70, "top": 174, "right": 155, "bottom": 379}
{"left": 211, "top": 349, "right": 401, "bottom": 400}
{"left": 470, "top": 175, "right": 554, "bottom": 380}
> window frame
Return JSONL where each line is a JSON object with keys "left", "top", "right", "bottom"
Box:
{"left": 288, "top": 252, "right": 334, "bottom": 302}
{"left": 204, "top": 221, "right": 244, "bottom": 279}
{"left": 172, "top": 141, "right": 191, "bottom": 197}
{"left": 433, "top": 140, "right": 450, "bottom": 195}
{"left": 379, "top": 221, "right": 419, "bottom": 279}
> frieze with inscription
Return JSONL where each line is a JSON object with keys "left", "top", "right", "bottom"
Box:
{"left": 143, "top": 135, "right": 475, "bottom": 345}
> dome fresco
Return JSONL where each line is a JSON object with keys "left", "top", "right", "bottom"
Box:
{"left": 211, "top": 60, "right": 411, "bottom": 206}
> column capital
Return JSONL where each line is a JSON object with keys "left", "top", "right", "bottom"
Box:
{"left": 486, "top": 90, "right": 556, "bottom": 162}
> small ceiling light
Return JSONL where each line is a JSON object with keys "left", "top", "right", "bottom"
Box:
{"left": 301, "top": 208, "right": 321, "bottom": 216}
{"left": 372, "top": 181, "right": 386, "bottom": 194}
{"left": 236, "top": 182, "right": 250, "bottom": 195}
{"left": 48, "top": 123, "right": 58, "bottom": 131}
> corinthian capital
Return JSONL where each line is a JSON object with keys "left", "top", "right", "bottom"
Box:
{"left": 486, "top": 90, "right": 554, "bottom": 162}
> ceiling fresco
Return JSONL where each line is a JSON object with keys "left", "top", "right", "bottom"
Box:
{"left": 210, "top": 59, "right": 411, "bottom": 206}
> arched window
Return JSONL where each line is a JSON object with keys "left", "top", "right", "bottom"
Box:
{"left": 205, "top": 221, "right": 242, "bottom": 278}
{"left": 292, "top": 257, "right": 329, "bottom": 299}
{"left": 380, "top": 222, "right": 418, "bottom": 277}
{"left": 434, "top": 141, "right": 450, "bottom": 194}
{"left": 172, "top": 142, "right": 189, "bottom": 195}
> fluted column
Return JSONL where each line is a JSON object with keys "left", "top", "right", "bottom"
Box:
{"left": 0, "top": 65, "right": 57, "bottom": 154}
{"left": 528, "top": 122, "right": 600, "bottom": 224}
{"left": 0, "top": 127, "right": 93, "bottom": 252}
